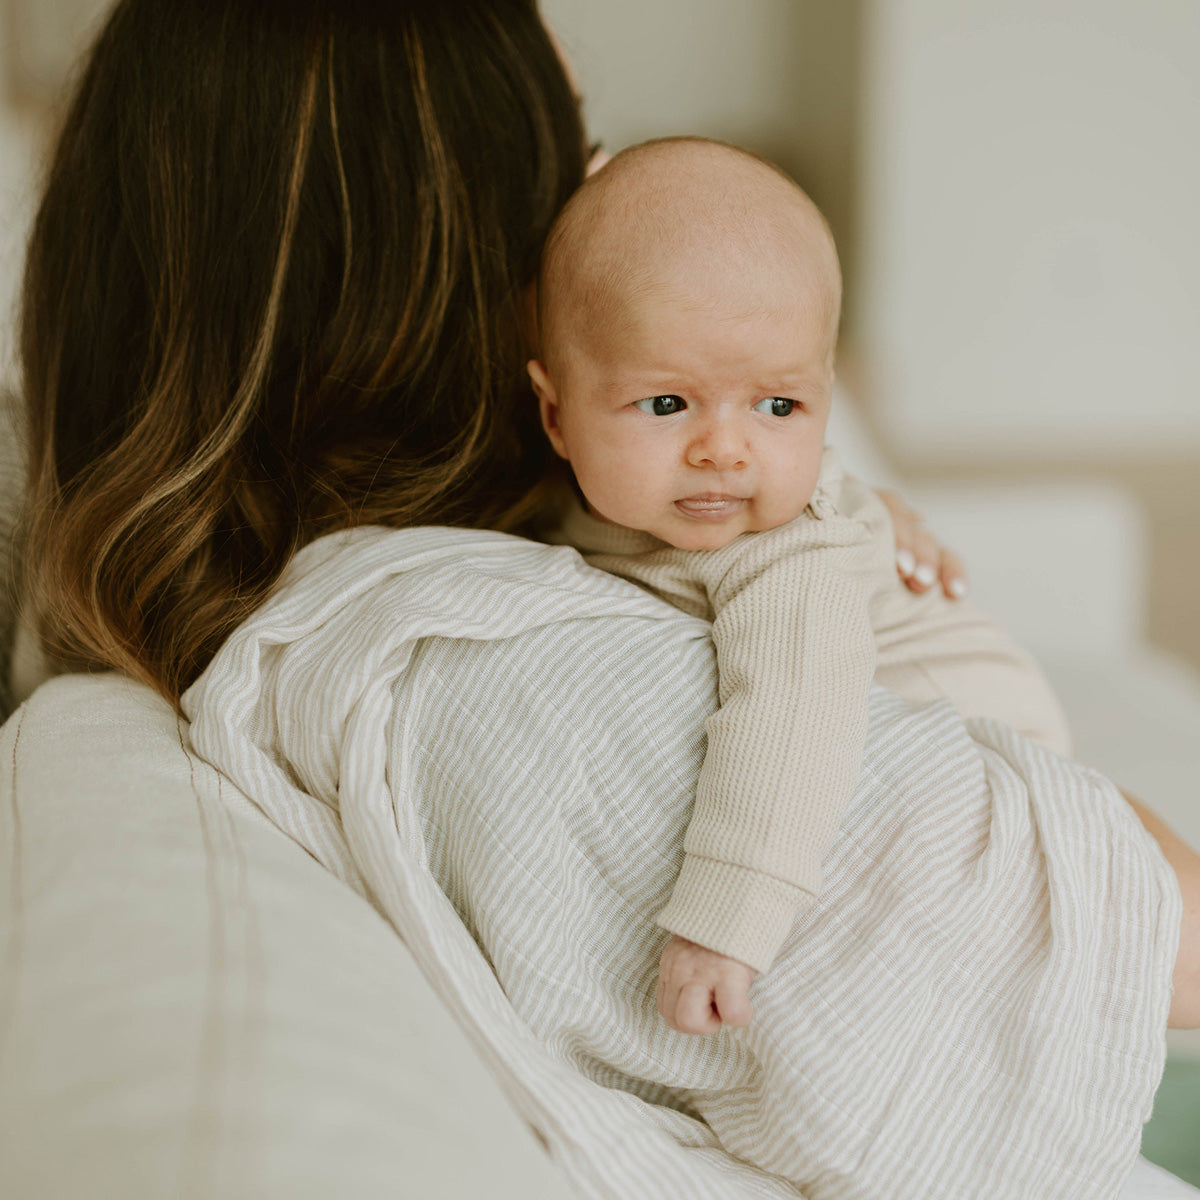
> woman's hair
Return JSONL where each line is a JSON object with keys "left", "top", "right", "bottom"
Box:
{"left": 19, "top": 0, "right": 585, "bottom": 703}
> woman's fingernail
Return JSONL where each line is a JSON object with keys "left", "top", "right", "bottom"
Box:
{"left": 895, "top": 549, "right": 916, "bottom": 576}
{"left": 948, "top": 577, "right": 968, "bottom": 599}
{"left": 913, "top": 563, "right": 937, "bottom": 587}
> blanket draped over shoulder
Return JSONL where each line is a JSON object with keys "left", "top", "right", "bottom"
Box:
{"left": 184, "top": 526, "right": 1180, "bottom": 1200}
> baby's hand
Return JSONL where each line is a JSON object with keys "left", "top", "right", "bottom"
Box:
{"left": 656, "top": 935, "right": 757, "bottom": 1035}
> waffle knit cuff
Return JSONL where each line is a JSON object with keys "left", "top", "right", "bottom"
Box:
{"left": 655, "top": 853, "right": 817, "bottom": 973}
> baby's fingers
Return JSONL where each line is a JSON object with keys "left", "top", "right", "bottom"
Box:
{"left": 673, "top": 982, "right": 723, "bottom": 1035}
{"left": 657, "top": 970, "right": 723, "bottom": 1035}
{"left": 713, "top": 976, "right": 753, "bottom": 1028}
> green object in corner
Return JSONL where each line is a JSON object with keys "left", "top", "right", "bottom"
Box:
{"left": 1142, "top": 1056, "right": 1200, "bottom": 1186}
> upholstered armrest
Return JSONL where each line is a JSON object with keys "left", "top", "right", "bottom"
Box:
{"left": 0, "top": 674, "right": 573, "bottom": 1200}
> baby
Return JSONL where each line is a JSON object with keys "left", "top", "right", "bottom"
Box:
{"left": 528, "top": 136, "right": 898, "bottom": 1035}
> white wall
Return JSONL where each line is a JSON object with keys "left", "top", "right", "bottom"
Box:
{"left": 855, "top": 0, "right": 1200, "bottom": 461}
{"left": 0, "top": 0, "right": 112, "bottom": 390}
{"left": 0, "top": 102, "right": 38, "bottom": 391}
{"left": 541, "top": 0, "right": 859, "bottom": 279}
{"left": 544, "top": 0, "right": 817, "bottom": 148}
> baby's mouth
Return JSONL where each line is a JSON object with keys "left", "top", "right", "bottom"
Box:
{"left": 674, "top": 494, "right": 747, "bottom": 520}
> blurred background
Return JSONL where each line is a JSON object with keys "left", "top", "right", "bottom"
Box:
{"left": 1, "top": 0, "right": 1198, "bottom": 673}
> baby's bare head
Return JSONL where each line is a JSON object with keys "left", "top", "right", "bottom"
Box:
{"left": 536, "top": 137, "right": 842, "bottom": 380}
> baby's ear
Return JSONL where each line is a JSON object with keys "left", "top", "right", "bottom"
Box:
{"left": 527, "top": 360, "right": 569, "bottom": 460}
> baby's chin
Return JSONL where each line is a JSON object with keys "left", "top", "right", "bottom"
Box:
{"left": 648, "top": 517, "right": 758, "bottom": 552}
{"left": 659, "top": 527, "right": 746, "bottom": 552}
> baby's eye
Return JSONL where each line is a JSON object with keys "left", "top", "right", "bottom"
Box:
{"left": 634, "top": 395, "right": 687, "bottom": 416}
{"left": 752, "top": 397, "right": 795, "bottom": 417}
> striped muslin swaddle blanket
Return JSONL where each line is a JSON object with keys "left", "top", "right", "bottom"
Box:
{"left": 185, "top": 525, "right": 1180, "bottom": 1200}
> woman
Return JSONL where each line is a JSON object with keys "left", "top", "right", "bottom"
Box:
{"left": 14, "top": 1, "right": 1199, "bottom": 1196}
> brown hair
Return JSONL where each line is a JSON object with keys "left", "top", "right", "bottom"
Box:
{"left": 19, "top": 0, "right": 585, "bottom": 704}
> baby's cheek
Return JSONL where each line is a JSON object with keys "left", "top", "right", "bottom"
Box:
{"left": 757, "top": 480, "right": 820, "bottom": 531}
{"left": 573, "top": 471, "right": 648, "bottom": 530}
{"left": 581, "top": 457, "right": 658, "bottom": 521}
{"left": 792, "top": 452, "right": 826, "bottom": 508}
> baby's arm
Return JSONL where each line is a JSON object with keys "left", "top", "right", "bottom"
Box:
{"left": 657, "top": 935, "right": 756, "bottom": 1034}
{"left": 654, "top": 502, "right": 887, "bottom": 998}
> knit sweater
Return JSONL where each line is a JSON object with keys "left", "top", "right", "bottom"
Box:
{"left": 549, "top": 449, "right": 897, "bottom": 972}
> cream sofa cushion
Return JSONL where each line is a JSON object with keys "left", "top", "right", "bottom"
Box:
{"left": 0, "top": 673, "right": 573, "bottom": 1200}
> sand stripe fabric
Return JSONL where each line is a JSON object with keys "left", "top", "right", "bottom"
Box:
{"left": 185, "top": 525, "right": 1181, "bottom": 1200}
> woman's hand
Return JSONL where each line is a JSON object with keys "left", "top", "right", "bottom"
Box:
{"left": 876, "top": 489, "right": 968, "bottom": 599}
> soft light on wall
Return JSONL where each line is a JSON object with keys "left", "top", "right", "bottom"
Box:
{"left": 854, "top": 0, "right": 1200, "bottom": 463}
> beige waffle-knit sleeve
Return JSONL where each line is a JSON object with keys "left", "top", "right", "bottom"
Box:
{"left": 652, "top": 498, "right": 888, "bottom": 971}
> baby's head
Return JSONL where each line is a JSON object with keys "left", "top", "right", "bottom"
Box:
{"left": 528, "top": 137, "right": 842, "bottom": 551}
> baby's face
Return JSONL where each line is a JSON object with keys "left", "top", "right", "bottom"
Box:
{"left": 533, "top": 289, "right": 834, "bottom": 552}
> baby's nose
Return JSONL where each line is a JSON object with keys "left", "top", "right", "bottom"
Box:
{"left": 688, "top": 420, "right": 749, "bottom": 470}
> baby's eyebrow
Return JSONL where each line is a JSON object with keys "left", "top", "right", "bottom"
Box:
{"left": 759, "top": 379, "right": 825, "bottom": 394}
{"left": 727, "top": 370, "right": 819, "bottom": 394}
{"left": 600, "top": 369, "right": 689, "bottom": 391}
